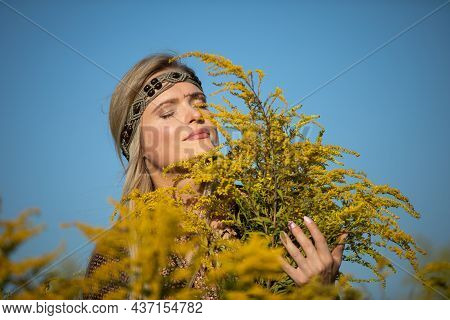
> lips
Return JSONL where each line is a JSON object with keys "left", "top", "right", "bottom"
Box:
{"left": 184, "top": 128, "right": 211, "bottom": 141}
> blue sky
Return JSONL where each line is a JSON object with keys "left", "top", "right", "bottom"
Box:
{"left": 1, "top": 0, "right": 449, "bottom": 298}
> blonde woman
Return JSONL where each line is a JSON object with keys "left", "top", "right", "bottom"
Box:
{"left": 84, "top": 53, "right": 347, "bottom": 299}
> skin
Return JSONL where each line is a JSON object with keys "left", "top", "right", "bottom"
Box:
{"left": 280, "top": 217, "right": 347, "bottom": 285}
{"left": 139, "top": 68, "right": 346, "bottom": 286}
{"left": 140, "top": 68, "right": 219, "bottom": 195}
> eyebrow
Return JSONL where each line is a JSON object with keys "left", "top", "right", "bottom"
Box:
{"left": 152, "top": 92, "right": 206, "bottom": 114}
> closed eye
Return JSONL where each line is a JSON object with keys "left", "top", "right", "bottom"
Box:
{"left": 160, "top": 111, "right": 174, "bottom": 119}
{"left": 159, "top": 97, "right": 207, "bottom": 119}
{"left": 193, "top": 99, "right": 208, "bottom": 108}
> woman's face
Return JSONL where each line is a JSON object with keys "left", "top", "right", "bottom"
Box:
{"left": 140, "top": 69, "right": 219, "bottom": 171}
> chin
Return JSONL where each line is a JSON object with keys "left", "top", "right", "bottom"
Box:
{"left": 179, "top": 142, "right": 214, "bottom": 161}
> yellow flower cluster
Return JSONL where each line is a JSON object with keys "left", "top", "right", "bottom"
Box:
{"left": 167, "top": 51, "right": 426, "bottom": 287}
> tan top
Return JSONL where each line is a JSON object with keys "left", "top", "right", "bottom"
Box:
{"left": 84, "top": 185, "right": 242, "bottom": 300}
{"left": 83, "top": 223, "right": 237, "bottom": 300}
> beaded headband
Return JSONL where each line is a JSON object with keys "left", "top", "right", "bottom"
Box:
{"left": 120, "top": 70, "right": 203, "bottom": 161}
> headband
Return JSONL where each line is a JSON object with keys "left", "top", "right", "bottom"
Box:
{"left": 120, "top": 70, "right": 203, "bottom": 161}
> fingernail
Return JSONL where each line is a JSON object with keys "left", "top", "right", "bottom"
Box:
{"left": 337, "top": 233, "right": 348, "bottom": 245}
{"left": 280, "top": 231, "right": 288, "bottom": 244}
{"left": 303, "top": 216, "right": 313, "bottom": 224}
{"left": 288, "top": 221, "right": 296, "bottom": 230}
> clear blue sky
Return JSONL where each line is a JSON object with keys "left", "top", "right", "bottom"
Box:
{"left": 1, "top": 0, "right": 449, "bottom": 298}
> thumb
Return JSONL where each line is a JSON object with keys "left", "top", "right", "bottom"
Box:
{"left": 331, "top": 233, "right": 347, "bottom": 266}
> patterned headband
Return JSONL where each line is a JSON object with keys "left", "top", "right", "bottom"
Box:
{"left": 120, "top": 70, "right": 203, "bottom": 161}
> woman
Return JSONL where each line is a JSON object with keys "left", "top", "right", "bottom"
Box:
{"left": 85, "top": 52, "right": 347, "bottom": 299}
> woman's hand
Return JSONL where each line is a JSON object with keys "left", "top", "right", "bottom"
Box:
{"left": 279, "top": 216, "right": 347, "bottom": 286}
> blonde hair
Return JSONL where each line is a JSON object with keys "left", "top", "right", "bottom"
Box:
{"left": 109, "top": 52, "right": 199, "bottom": 205}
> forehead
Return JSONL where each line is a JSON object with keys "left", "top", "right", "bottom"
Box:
{"left": 148, "top": 82, "right": 203, "bottom": 108}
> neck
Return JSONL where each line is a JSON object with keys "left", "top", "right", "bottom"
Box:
{"left": 146, "top": 161, "right": 204, "bottom": 206}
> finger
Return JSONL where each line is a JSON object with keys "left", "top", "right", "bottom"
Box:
{"left": 331, "top": 233, "right": 348, "bottom": 266}
{"left": 288, "top": 221, "right": 318, "bottom": 259}
{"left": 280, "top": 231, "right": 307, "bottom": 267}
{"left": 278, "top": 256, "right": 296, "bottom": 276}
{"left": 303, "top": 216, "right": 330, "bottom": 258}
{"left": 278, "top": 256, "right": 308, "bottom": 285}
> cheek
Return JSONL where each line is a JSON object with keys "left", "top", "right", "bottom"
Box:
{"left": 141, "top": 125, "right": 160, "bottom": 156}
{"left": 145, "top": 125, "right": 176, "bottom": 153}
{"left": 141, "top": 123, "right": 189, "bottom": 163}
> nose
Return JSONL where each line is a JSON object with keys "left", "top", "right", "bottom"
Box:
{"left": 185, "top": 102, "right": 204, "bottom": 124}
